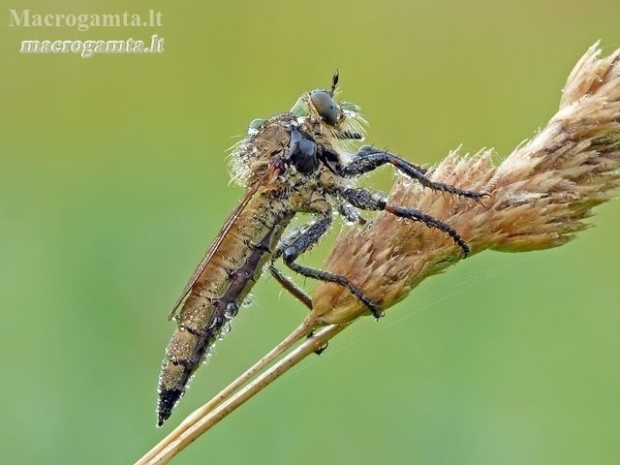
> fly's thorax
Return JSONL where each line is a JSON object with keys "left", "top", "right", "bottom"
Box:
{"left": 230, "top": 81, "right": 366, "bottom": 189}
{"left": 230, "top": 113, "right": 298, "bottom": 188}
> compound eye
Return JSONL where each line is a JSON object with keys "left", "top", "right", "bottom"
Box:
{"left": 310, "top": 91, "right": 339, "bottom": 126}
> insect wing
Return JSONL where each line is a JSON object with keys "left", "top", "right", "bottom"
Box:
{"left": 167, "top": 177, "right": 266, "bottom": 320}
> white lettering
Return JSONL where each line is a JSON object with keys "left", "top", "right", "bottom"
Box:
{"left": 8, "top": 9, "right": 29, "bottom": 26}
{"left": 18, "top": 36, "right": 165, "bottom": 57}
{"left": 107, "top": 40, "right": 125, "bottom": 52}
{"left": 82, "top": 41, "right": 95, "bottom": 58}
{"left": 89, "top": 15, "right": 100, "bottom": 28}
{"left": 9, "top": 11, "right": 164, "bottom": 30}
{"left": 102, "top": 14, "right": 120, "bottom": 27}
{"left": 43, "top": 14, "right": 55, "bottom": 27}
{"left": 77, "top": 14, "right": 89, "bottom": 31}
{"left": 132, "top": 39, "right": 145, "bottom": 53}
{"left": 20, "top": 40, "right": 39, "bottom": 52}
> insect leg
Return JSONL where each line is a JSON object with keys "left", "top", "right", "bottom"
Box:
{"left": 274, "top": 209, "right": 383, "bottom": 319}
{"left": 342, "top": 146, "right": 483, "bottom": 199}
{"left": 340, "top": 187, "right": 471, "bottom": 257}
{"left": 269, "top": 264, "right": 329, "bottom": 354}
{"left": 335, "top": 130, "right": 364, "bottom": 141}
{"left": 269, "top": 264, "right": 313, "bottom": 310}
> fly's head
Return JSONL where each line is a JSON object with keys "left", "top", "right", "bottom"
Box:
{"left": 290, "top": 72, "right": 366, "bottom": 150}
{"left": 229, "top": 73, "right": 366, "bottom": 189}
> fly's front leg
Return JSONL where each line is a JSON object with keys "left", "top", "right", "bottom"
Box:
{"left": 335, "top": 130, "right": 364, "bottom": 141}
{"left": 272, "top": 202, "right": 383, "bottom": 319}
{"left": 341, "top": 187, "right": 471, "bottom": 257}
{"left": 343, "top": 146, "right": 483, "bottom": 199}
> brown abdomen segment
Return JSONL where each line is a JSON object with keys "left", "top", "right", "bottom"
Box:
{"left": 156, "top": 197, "right": 291, "bottom": 426}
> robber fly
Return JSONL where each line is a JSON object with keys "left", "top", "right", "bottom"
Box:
{"left": 156, "top": 73, "right": 483, "bottom": 426}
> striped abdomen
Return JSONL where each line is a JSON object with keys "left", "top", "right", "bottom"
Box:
{"left": 157, "top": 195, "right": 292, "bottom": 426}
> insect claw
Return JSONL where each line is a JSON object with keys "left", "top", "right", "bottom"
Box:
{"left": 372, "top": 308, "right": 385, "bottom": 320}
{"left": 472, "top": 191, "right": 492, "bottom": 208}
{"left": 363, "top": 300, "right": 384, "bottom": 320}
{"left": 460, "top": 243, "right": 471, "bottom": 259}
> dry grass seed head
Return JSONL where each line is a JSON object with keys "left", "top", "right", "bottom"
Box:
{"left": 313, "top": 43, "right": 620, "bottom": 325}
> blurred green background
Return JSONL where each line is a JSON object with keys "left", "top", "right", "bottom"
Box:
{"left": 2, "top": 0, "right": 619, "bottom": 464}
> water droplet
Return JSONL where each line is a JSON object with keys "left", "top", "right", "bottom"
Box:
{"left": 372, "top": 191, "right": 387, "bottom": 202}
{"left": 201, "top": 351, "right": 213, "bottom": 365}
{"left": 242, "top": 293, "right": 254, "bottom": 308}
{"left": 217, "top": 321, "right": 232, "bottom": 340}
{"left": 208, "top": 316, "right": 223, "bottom": 330}
{"left": 231, "top": 269, "right": 250, "bottom": 280}
{"left": 224, "top": 302, "right": 239, "bottom": 319}
{"left": 400, "top": 174, "right": 413, "bottom": 187}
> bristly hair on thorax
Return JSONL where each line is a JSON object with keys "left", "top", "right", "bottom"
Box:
{"left": 228, "top": 79, "right": 367, "bottom": 188}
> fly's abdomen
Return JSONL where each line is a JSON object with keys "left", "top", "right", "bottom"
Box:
{"left": 157, "top": 294, "right": 225, "bottom": 426}
{"left": 157, "top": 198, "right": 290, "bottom": 426}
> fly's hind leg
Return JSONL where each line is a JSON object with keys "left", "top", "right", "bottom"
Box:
{"left": 269, "top": 223, "right": 313, "bottom": 311}
{"left": 270, "top": 264, "right": 329, "bottom": 354}
{"left": 269, "top": 264, "right": 313, "bottom": 310}
{"left": 273, "top": 203, "right": 383, "bottom": 320}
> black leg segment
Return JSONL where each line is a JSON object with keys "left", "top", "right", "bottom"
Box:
{"left": 340, "top": 187, "right": 471, "bottom": 257}
{"left": 385, "top": 205, "right": 470, "bottom": 257}
{"left": 275, "top": 210, "right": 383, "bottom": 319}
{"left": 343, "top": 146, "right": 483, "bottom": 199}
{"left": 269, "top": 264, "right": 313, "bottom": 311}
